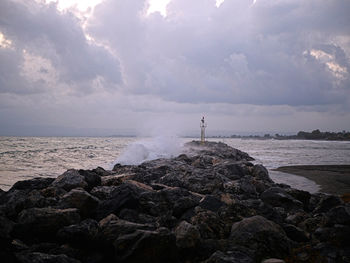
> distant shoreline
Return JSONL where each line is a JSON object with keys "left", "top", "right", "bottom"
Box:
{"left": 273, "top": 165, "right": 350, "bottom": 195}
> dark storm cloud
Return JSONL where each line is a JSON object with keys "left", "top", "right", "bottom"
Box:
{"left": 88, "top": 0, "right": 350, "bottom": 106}
{"left": 0, "top": 0, "right": 122, "bottom": 94}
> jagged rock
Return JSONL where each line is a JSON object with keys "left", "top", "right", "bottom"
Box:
{"left": 56, "top": 219, "right": 100, "bottom": 247}
{"left": 0, "top": 189, "right": 53, "bottom": 219}
{"left": 95, "top": 182, "right": 146, "bottom": 220}
{"left": 230, "top": 215, "right": 291, "bottom": 261}
{"left": 52, "top": 170, "right": 88, "bottom": 191}
{"left": 58, "top": 189, "right": 99, "bottom": 218}
{"left": 260, "top": 187, "right": 303, "bottom": 211}
{"left": 10, "top": 178, "right": 55, "bottom": 191}
{"left": 78, "top": 169, "right": 101, "bottom": 191}
{"left": 204, "top": 250, "right": 254, "bottom": 263}
{"left": 15, "top": 252, "right": 80, "bottom": 263}
{"left": 113, "top": 228, "right": 178, "bottom": 262}
{"left": 13, "top": 208, "right": 80, "bottom": 242}
{"left": 174, "top": 221, "right": 200, "bottom": 248}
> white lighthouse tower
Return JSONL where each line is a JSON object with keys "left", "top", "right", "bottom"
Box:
{"left": 200, "top": 116, "right": 207, "bottom": 144}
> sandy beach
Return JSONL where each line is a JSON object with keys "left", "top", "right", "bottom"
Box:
{"left": 274, "top": 165, "right": 350, "bottom": 196}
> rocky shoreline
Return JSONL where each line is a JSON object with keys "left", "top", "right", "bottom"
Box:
{"left": 0, "top": 141, "right": 349, "bottom": 263}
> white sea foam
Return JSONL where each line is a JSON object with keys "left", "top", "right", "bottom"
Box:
{"left": 113, "top": 135, "right": 184, "bottom": 165}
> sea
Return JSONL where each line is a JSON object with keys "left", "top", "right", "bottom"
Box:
{"left": 1, "top": 136, "right": 350, "bottom": 192}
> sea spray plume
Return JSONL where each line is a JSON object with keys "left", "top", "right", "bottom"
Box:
{"left": 113, "top": 135, "right": 184, "bottom": 165}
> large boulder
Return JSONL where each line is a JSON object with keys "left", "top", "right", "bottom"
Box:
{"left": 10, "top": 178, "right": 55, "bottom": 191}
{"left": 327, "top": 205, "right": 350, "bottom": 225}
{"left": 95, "top": 182, "right": 146, "bottom": 220}
{"left": 13, "top": 208, "right": 80, "bottom": 242}
{"left": 58, "top": 189, "right": 99, "bottom": 218}
{"left": 260, "top": 187, "right": 303, "bottom": 211}
{"left": 56, "top": 218, "right": 100, "bottom": 247}
{"left": 230, "top": 215, "right": 291, "bottom": 261}
{"left": 52, "top": 170, "right": 88, "bottom": 191}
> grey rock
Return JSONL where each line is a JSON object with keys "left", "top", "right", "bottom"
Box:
{"left": 230, "top": 215, "right": 291, "bottom": 261}
{"left": 174, "top": 221, "right": 200, "bottom": 248}
{"left": 13, "top": 208, "right": 80, "bottom": 241}
{"left": 260, "top": 187, "right": 303, "bottom": 211}
{"left": 52, "top": 170, "right": 88, "bottom": 191}
{"left": 58, "top": 189, "right": 99, "bottom": 218}
{"left": 10, "top": 178, "right": 55, "bottom": 191}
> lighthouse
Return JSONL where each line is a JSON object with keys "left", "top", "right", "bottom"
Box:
{"left": 200, "top": 116, "right": 207, "bottom": 144}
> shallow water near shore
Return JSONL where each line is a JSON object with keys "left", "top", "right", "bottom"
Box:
{"left": 1, "top": 136, "right": 350, "bottom": 192}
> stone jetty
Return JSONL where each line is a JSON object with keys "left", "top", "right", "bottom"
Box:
{"left": 0, "top": 141, "right": 349, "bottom": 262}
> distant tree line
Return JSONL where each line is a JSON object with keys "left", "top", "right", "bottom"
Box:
{"left": 211, "top": 129, "right": 350, "bottom": 141}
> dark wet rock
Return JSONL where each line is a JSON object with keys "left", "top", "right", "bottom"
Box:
{"left": 52, "top": 170, "right": 88, "bottom": 191}
{"left": 56, "top": 219, "right": 100, "bottom": 247}
{"left": 13, "top": 208, "right": 80, "bottom": 242}
{"left": 285, "top": 188, "right": 311, "bottom": 211}
{"left": 113, "top": 227, "right": 178, "bottom": 262}
{"left": 58, "top": 189, "right": 99, "bottom": 218}
{"left": 252, "top": 164, "right": 273, "bottom": 182}
{"left": 204, "top": 250, "right": 254, "bottom": 263}
{"left": 0, "top": 189, "right": 53, "bottom": 219}
{"left": 198, "top": 195, "right": 224, "bottom": 212}
{"left": 16, "top": 252, "right": 80, "bottom": 263}
{"left": 230, "top": 215, "right": 291, "bottom": 261}
{"left": 260, "top": 187, "right": 303, "bottom": 211}
{"left": 174, "top": 221, "right": 200, "bottom": 248}
{"left": 95, "top": 182, "right": 146, "bottom": 220}
{"left": 78, "top": 169, "right": 101, "bottom": 191}
{"left": 0, "top": 215, "right": 14, "bottom": 240}
{"left": 282, "top": 224, "right": 309, "bottom": 242}
{"left": 10, "top": 178, "right": 55, "bottom": 191}
{"left": 313, "top": 195, "right": 343, "bottom": 213}
{"left": 326, "top": 205, "right": 350, "bottom": 225}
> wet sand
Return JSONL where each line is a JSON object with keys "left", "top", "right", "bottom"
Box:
{"left": 273, "top": 165, "right": 350, "bottom": 196}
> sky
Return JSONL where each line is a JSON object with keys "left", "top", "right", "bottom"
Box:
{"left": 0, "top": 0, "right": 349, "bottom": 136}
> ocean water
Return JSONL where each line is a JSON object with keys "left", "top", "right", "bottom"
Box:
{"left": 1, "top": 136, "right": 350, "bottom": 192}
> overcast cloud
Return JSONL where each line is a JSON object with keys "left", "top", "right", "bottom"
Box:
{"left": 0, "top": 0, "right": 349, "bottom": 136}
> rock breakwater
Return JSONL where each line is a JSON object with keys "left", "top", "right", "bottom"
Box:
{"left": 0, "top": 141, "right": 349, "bottom": 262}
